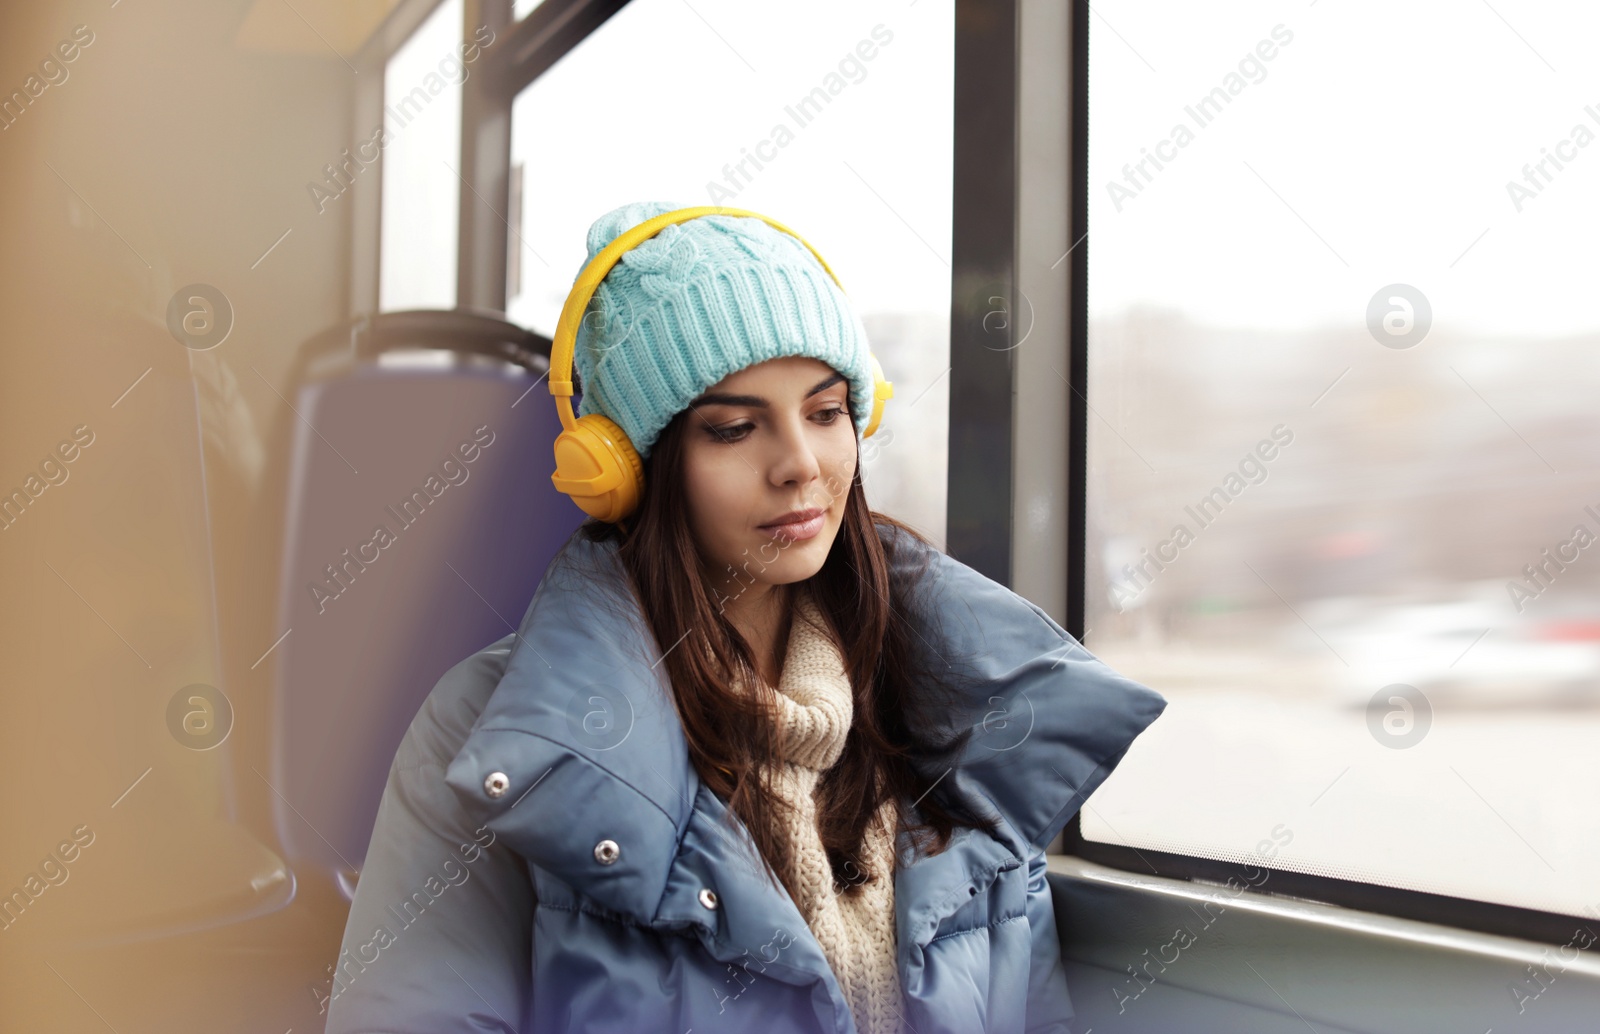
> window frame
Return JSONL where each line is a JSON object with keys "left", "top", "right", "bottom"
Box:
{"left": 350, "top": 0, "right": 632, "bottom": 318}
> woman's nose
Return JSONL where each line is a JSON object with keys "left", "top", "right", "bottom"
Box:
{"left": 770, "top": 414, "right": 824, "bottom": 483}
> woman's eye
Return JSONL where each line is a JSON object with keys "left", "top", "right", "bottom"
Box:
{"left": 705, "top": 408, "right": 844, "bottom": 443}
{"left": 707, "top": 423, "right": 752, "bottom": 443}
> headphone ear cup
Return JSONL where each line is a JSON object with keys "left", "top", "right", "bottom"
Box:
{"left": 863, "top": 352, "right": 894, "bottom": 438}
{"left": 550, "top": 413, "right": 644, "bottom": 522}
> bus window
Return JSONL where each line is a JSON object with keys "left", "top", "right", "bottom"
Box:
{"left": 1080, "top": 0, "right": 1599, "bottom": 923}
{"left": 379, "top": 0, "right": 464, "bottom": 311}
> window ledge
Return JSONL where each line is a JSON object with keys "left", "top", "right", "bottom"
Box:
{"left": 1046, "top": 854, "right": 1600, "bottom": 1032}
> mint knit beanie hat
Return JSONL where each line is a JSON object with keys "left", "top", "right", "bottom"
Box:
{"left": 570, "top": 201, "right": 877, "bottom": 463}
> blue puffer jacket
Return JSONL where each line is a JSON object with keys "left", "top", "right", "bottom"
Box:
{"left": 322, "top": 522, "right": 1166, "bottom": 1033}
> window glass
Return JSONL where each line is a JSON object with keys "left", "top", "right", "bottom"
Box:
{"left": 506, "top": 0, "right": 953, "bottom": 546}
{"left": 513, "top": 0, "right": 547, "bottom": 20}
{"left": 380, "top": 0, "right": 463, "bottom": 311}
{"left": 1083, "top": 0, "right": 1600, "bottom": 919}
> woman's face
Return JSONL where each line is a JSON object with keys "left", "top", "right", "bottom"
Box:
{"left": 681, "top": 356, "right": 858, "bottom": 604}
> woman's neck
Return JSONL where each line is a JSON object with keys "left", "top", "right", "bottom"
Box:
{"left": 722, "top": 580, "right": 798, "bottom": 687}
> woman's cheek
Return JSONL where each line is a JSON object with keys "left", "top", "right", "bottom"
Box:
{"left": 827, "top": 447, "right": 857, "bottom": 505}
{"left": 686, "top": 449, "right": 747, "bottom": 549}
{"left": 821, "top": 472, "right": 847, "bottom": 508}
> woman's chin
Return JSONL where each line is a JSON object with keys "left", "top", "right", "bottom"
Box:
{"left": 773, "top": 553, "right": 827, "bottom": 585}
{"left": 753, "top": 537, "right": 832, "bottom": 584}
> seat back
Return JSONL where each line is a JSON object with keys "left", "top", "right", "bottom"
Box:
{"left": 266, "top": 311, "right": 583, "bottom": 890}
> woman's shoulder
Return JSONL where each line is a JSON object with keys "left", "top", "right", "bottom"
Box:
{"left": 396, "top": 633, "right": 519, "bottom": 771}
{"left": 871, "top": 515, "right": 974, "bottom": 597}
{"left": 871, "top": 515, "right": 943, "bottom": 569}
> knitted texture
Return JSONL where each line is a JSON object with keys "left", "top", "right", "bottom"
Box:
{"left": 571, "top": 201, "right": 877, "bottom": 462}
{"left": 743, "top": 585, "right": 902, "bottom": 1034}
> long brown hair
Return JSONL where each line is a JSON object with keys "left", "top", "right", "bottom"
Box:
{"left": 577, "top": 403, "right": 1002, "bottom": 905}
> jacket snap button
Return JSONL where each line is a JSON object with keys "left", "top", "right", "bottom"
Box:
{"left": 484, "top": 772, "right": 510, "bottom": 798}
{"left": 698, "top": 888, "right": 718, "bottom": 910}
{"left": 594, "top": 839, "right": 621, "bottom": 865}
{"left": 969, "top": 886, "right": 978, "bottom": 896}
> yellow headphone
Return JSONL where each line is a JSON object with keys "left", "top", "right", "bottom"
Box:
{"left": 548, "top": 206, "right": 894, "bottom": 523}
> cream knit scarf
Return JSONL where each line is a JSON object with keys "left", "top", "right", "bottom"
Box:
{"left": 741, "top": 584, "right": 903, "bottom": 1034}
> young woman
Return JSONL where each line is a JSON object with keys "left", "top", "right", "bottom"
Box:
{"left": 322, "top": 202, "right": 1166, "bottom": 1034}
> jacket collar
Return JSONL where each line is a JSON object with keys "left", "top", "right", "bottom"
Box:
{"left": 443, "top": 522, "right": 1164, "bottom": 964}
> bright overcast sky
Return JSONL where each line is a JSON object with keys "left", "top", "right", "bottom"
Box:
{"left": 391, "top": 0, "right": 1598, "bottom": 341}
{"left": 505, "top": 0, "right": 955, "bottom": 333}
{"left": 1088, "top": 0, "right": 1600, "bottom": 338}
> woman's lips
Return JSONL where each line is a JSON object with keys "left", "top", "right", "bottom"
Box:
{"left": 759, "top": 511, "right": 825, "bottom": 542}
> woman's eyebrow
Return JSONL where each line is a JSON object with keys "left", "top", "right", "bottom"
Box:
{"left": 689, "top": 372, "right": 845, "bottom": 409}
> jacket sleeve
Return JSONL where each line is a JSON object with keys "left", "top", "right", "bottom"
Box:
{"left": 323, "top": 637, "right": 535, "bottom": 1034}
{"left": 878, "top": 522, "right": 1167, "bottom": 854}
{"left": 1023, "top": 844, "right": 1076, "bottom": 1034}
